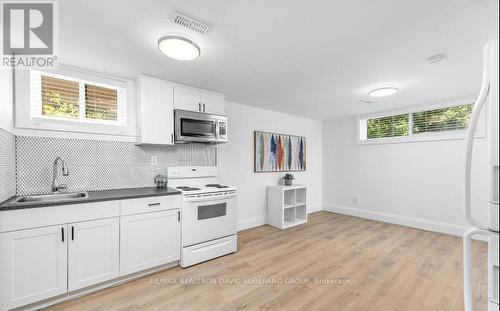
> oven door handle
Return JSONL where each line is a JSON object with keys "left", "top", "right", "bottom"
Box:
{"left": 184, "top": 194, "right": 236, "bottom": 203}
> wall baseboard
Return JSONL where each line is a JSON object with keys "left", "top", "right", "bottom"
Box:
{"left": 307, "top": 204, "right": 323, "bottom": 213}
{"left": 238, "top": 215, "right": 267, "bottom": 231}
{"left": 236, "top": 204, "right": 486, "bottom": 241}
{"left": 323, "top": 203, "right": 486, "bottom": 240}
{"left": 237, "top": 204, "right": 323, "bottom": 232}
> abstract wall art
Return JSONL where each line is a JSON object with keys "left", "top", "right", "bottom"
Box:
{"left": 254, "top": 131, "right": 306, "bottom": 172}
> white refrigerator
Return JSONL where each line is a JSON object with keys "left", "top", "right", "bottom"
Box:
{"left": 463, "top": 38, "right": 499, "bottom": 311}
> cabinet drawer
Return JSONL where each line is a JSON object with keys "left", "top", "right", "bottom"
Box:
{"left": 0, "top": 201, "right": 120, "bottom": 233}
{"left": 120, "top": 195, "right": 181, "bottom": 216}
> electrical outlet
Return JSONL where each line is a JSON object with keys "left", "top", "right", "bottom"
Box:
{"left": 150, "top": 156, "right": 158, "bottom": 166}
{"left": 353, "top": 196, "right": 358, "bottom": 204}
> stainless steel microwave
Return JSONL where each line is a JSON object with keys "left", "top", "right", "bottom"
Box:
{"left": 174, "top": 109, "right": 228, "bottom": 144}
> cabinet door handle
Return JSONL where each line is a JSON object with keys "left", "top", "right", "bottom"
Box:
{"left": 178, "top": 211, "right": 180, "bottom": 222}
{"left": 203, "top": 103, "right": 206, "bottom": 112}
{"left": 171, "top": 134, "right": 174, "bottom": 143}
{"left": 71, "top": 226, "right": 75, "bottom": 241}
{"left": 61, "top": 227, "right": 65, "bottom": 242}
{"left": 148, "top": 203, "right": 161, "bottom": 207}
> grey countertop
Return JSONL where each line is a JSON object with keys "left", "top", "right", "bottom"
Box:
{"left": 0, "top": 187, "right": 181, "bottom": 211}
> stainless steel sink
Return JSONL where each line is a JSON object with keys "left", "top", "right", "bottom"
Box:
{"left": 10, "top": 192, "right": 89, "bottom": 204}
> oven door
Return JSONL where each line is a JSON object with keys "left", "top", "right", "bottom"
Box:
{"left": 175, "top": 110, "right": 217, "bottom": 143}
{"left": 182, "top": 193, "right": 237, "bottom": 247}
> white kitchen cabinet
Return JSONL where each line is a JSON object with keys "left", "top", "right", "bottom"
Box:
{"left": 136, "top": 75, "right": 174, "bottom": 145}
{"left": 0, "top": 225, "right": 68, "bottom": 310}
{"left": 173, "top": 84, "right": 202, "bottom": 112}
{"left": 173, "top": 84, "right": 224, "bottom": 114}
{"left": 120, "top": 209, "right": 180, "bottom": 275}
{"left": 120, "top": 195, "right": 181, "bottom": 216}
{"left": 200, "top": 90, "right": 225, "bottom": 114}
{"left": 0, "top": 195, "right": 182, "bottom": 310}
{"left": 68, "top": 218, "right": 120, "bottom": 291}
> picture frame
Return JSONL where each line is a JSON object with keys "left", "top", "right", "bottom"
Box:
{"left": 254, "top": 131, "right": 306, "bottom": 172}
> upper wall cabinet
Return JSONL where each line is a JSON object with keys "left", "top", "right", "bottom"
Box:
{"left": 136, "top": 76, "right": 174, "bottom": 145}
{"left": 173, "top": 84, "right": 224, "bottom": 115}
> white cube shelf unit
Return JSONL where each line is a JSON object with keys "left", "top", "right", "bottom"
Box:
{"left": 267, "top": 185, "right": 307, "bottom": 229}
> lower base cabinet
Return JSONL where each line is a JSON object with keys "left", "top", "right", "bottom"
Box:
{"left": 0, "top": 218, "right": 120, "bottom": 310}
{"left": 68, "top": 218, "right": 120, "bottom": 291}
{"left": 0, "top": 197, "right": 181, "bottom": 310}
{"left": 120, "top": 210, "right": 180, "bottom": 275}
{"left": 0, "top": 225, "right": 68, "bottom": 311}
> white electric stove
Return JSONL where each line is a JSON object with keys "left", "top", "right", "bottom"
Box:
{"left": 167, "top": 166, "right": 237, "bottom": 268}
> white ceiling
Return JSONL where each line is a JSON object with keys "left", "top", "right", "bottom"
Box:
{"left": 59, "top": 0, "right": 499, "bottom": 120}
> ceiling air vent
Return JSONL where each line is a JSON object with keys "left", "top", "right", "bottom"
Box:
{"left": 359, "top": 99, "right": 374, "bottom": 104}
{"left": 171, "top": 12, "right": 211, "bottom": 34}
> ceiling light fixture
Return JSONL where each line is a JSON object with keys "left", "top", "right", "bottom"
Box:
{"left": 368, "top": 87, "right": 398, "bottom": 97}
{"left": 158, "top": 35, "right": 201, "bottom": 61}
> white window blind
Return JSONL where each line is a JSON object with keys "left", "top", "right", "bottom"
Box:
{"left": 412, "top": 104, "right": 472, "bottom": 134}
{"left": 30, "top": 70, "right": 127, "bottom": 126}
{"left": 359, "top": 102, "right": 474, "bottom": 142}
{"left": 85, "top": 84, "right": 119, "bottom": 121}
{"left": 366, "top": 113, "right": 409, "bottom": 139}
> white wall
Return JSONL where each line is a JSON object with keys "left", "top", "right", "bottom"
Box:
{"left": 0, "top": 67, "right": 16, "bottom": 202}
{"left": 322, "top": 116, "right": 489, "bottom": 236}
{"left": 218, "top": 102, "right": 323, "bottom": 230}
{"left": 0, "top": 68, "right": 14, "bottom": 132}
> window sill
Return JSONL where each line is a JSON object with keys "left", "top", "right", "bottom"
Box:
{"left": 356, "top": 132, "right": 486, "bottom": 146}
{"left": 14, "top": 127, "right": 137, "bottom": 142}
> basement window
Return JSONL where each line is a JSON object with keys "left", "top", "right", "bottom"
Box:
{"left": 411, "top": 104, "right": 473, "bottom": 134}
{"left": 358, "top": 101, "right": 482, "bottom": 144}
{"left": 31, "top": 70, "right": 127, "bottom": 126}
{"left": 365, "top": 113, "right": 409, "bottom": 139}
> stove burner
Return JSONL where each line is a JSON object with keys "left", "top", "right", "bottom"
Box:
{"left": 206, "top": 184, "right": 229, "bottom": 189}
{"left": 176, "top": 186, "right": 201, "bottom": 191}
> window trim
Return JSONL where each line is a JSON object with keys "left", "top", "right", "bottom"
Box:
{"left": 15, "top": 66, "right": 136, "bottom": 140}
{"left": 31, "top": 70, "right": 126, "bottom": 126}
{"left": 356, "top": 97, "right": 486, "bottom": 145}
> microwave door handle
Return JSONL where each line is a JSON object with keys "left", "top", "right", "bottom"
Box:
{"left": 216, "top": 121, "right": 220, "bottom": 140}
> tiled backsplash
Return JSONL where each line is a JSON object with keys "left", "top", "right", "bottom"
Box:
{"left": 0, "top": 129, "right": 16, "bottom": 202}
{"left": 16, "top": 136, "right": 217, "bottom": 195}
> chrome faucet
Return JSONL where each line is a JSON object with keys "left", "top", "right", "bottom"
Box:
{"left": 52, "top": 157, "right": 69, "bottom": 193}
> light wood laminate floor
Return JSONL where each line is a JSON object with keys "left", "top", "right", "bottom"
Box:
{"left": 47, "top": 212, "right": 488, "bottom": 311}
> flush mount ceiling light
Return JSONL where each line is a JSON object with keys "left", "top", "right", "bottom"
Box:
{"left": 158, "top": 35, "right": 201, "bottom": 61}
{"left": 368, "top": 87, "right": 398, "bottom": 97}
